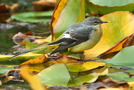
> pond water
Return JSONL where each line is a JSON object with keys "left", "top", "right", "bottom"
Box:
{"left": 0, "top": 0, "right": 52, "bottom": 54}
{"left": 0, "top": 22, "right": 51, "bottom": 54}
{"left": 0, "top": 0, "right": 52, "bottom": 89}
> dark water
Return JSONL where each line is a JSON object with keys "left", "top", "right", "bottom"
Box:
{"left": 0, "top": 22, "right": 51, "bottom": 53}
{"left": 0, "top": 0, "right": 51, "bottom": 53}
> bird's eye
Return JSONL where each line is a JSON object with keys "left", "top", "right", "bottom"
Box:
{"left": 94, "top": 21, "right": 98, "bottom": 24}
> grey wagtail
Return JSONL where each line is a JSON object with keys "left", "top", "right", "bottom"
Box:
{"left": 9, "top": 16, "right": 107, "bottom": 60}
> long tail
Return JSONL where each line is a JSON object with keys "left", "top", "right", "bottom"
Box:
{"left": 9, "top": 45, "right": 47, "bottom": 61}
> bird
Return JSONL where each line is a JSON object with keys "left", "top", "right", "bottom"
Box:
{"left": 9, "top": 16, "right": 107, "bottom": 61}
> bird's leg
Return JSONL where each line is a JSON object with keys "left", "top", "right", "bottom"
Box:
{"left": 48, "top": 52, "right": 62, "bottom": 61}
{"left": 78, "top": 52, "right": 85, "bottom": 76}
{"left": 78, "top": 52, "right": 85, "bottom": 63}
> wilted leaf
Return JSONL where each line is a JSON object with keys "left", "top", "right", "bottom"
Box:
{"left": 5, "top": 69, "right": 22, "bottom": 81}
{"left": 54, "top": 54, "right": 81, "bottom": 64}
{"left": 85, "top": 11, "right": 134, "bottom": 59}
{"left": 0, "top": 4, "right": 7, "bottom": 13}
{"left": 13, "top": 32, "right": 35, "bottom": 45}
{"left": 32, "top": 1, "right": 56, "bottom": 11}
{"left": 20, "top": 54, "right": 48, "bottom": 66}
{"left": 38, "top": 64, "right": 70, "bottom": 87}
{"left": 123, "top": 32, "right": 134, "bottom": 48}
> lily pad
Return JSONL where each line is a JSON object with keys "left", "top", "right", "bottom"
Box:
{"left": 50, "top": 0, "right": 86, "bottom": 39}
{"left": 37, "top": 64, "right": 70, "bottom": 87}
{"left": 108, "top": 72, "right": 134, "bottom": 82}
{"left": 11, "top": 11, "right": 53, "bottom": 23}
{"left": 0, "top": 54, "right": 43, "bottom": 66}
{"left": 88, "top": 0, "right": 134, "bottom": 14}
{"left": 84, "top": 11, "right": 134, "bottom": 59}
{"left": 106, "top": 46, "right": 134, "bottom": 66}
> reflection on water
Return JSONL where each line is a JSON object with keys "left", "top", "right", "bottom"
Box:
{"left": 0, "top": 22, "right": 51, "bottom": 53}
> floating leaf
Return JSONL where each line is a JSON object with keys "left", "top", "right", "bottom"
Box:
{"left": 20, "top": 65, "right": 46, "bottom": 90}
{"left": 50, "top": 0, "right": 86, "bottom": 40}
{"left": 81, "top": 61, "right": 105, "bottom": 71}
{"left": 21, "top": 39, "right": 39, "bottom": 49}
{"left": 88, "top": 0, "right": 134, "bottom": 15}
{"left": 54, "top": 54, "right": 81, "bottom": 64}
{"left": 68, "top": 74, "right": 95, "bottom": 87}
{"left": 123, "top": 32, "right": 134, "bottom": 48}
{"left": 127, "top": 81, "right": 134, "bottom": 89}
{"left": 20, "top": 54, "right": 48, "bottom": 66}
{"left": 84, "top": 11, "right": 134, "bottom": 59}
{"left": 108, "top": 72, "right": 134, "bottom": 82}
{"left": 34, "top": 35, "right": 52, "bottom": 44}
{"left": 28, "top": 64, "right": 48, "bottom": 73}
{"left": 99, "top": 32, "right": 134, "bottom": 59}
{"left": 11, "top": 11, "right": 53, "bottom": 23}
{"left": 68, "top": 67, "right": 108, "bottom": 87}
{"left": 0, "top": 54, "right": 43, "bottom": 66}
{"left": 0, "top": 67, "right": 14, "bottom": 74}
{"left": 21, "top": 39, "right": 55, "bottom": 54}
{"left": 38, "top": 64, "right": 70, "bottom": 87}
{"left": 106, "top": 46, "right": 134, "bottom": 66}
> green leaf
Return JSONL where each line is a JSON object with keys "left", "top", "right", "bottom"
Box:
{"left": 88, "top": 0, "right": 134, "bottom": 14}
{"left": 0, "top": 54, "right": 43, "bottom": 66}
{"left": 50, "top": 0, "right": 86, "bottom": 39}
{"left": 37, "top": 64, "right": 70, "bottom": 87}
{"left": 106, "top": 46, "right": 134, "bottom": 66}
{"left": 21, "top": 40, "right": 54, "bottom": 54}
{"left": 108, "top": 72, "right": 134, "bottom": 82}
{"left": 90, "top": 0, "right": 134, "bottom": 6}
{"left": 11, "top": 11, "right": 53, "bottom": 23}
{"left": 68, "top": 74, "right": 95, "bottom": 87}
{"left": 0, "top": 67, "right": 13, "bottom": 74}
{"left": 68, "top": 67, "right": 108, "bottom": 86}
{"left": 124, "top": 69, "right": 134, "bottom": 75}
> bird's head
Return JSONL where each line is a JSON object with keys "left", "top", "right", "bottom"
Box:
{"left": 85, "top": 16, "right": 108, "bottom": 25}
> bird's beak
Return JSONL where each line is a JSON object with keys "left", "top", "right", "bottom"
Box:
{"left": 101, "top": 21, "right": 108, "bottom": 23}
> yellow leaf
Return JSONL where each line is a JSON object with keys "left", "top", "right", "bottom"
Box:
{"left": 98, "top": 88, "right": 127, "bottom": 90}
{"left": 20, "top": 65, "right": 46, "bottom": 90}
{"left": 81, "top": 61, "right": 105, "bottom": 71}
{"left": 84, "top": 11, "right": 134, "bottom": 59}
{"left": 127, "top": 81, "right": 134, "bottom": 89}
{"left": 20, "top": 54, "right": 48, "bottom": 66}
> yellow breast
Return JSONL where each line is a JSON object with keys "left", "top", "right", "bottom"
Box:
{"left": 70, "top": 26, "right": 102, "bottom": 52}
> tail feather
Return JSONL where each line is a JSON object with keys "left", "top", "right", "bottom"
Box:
{"left": 50, "top": 40, "right": 81, "bottom": 55}
{"left": 47, "top": 38, "right": 64, "bottom": 46}
{"left": 9, "top": 45, "right": 47, "bottom": 61}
